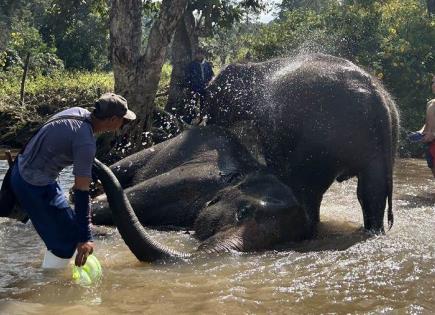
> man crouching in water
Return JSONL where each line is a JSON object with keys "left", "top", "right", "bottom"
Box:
{"left": 10, "top": 93, "right": 136, "bottom": 268}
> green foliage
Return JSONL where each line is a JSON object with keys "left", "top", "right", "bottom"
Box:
{"left": 143, "top": 0, "right": 161, "bottom": 18}
{"left": 0, "top": 50, "right": 8, "bottom": 68}
{"left": 1, "top": 49, "right": 23, "bottom": 70}
{"left": 189, "top": 0, "right": 265, "bottom": 35}
{"left": 0, "top": 64, "right": 173, "bottom": 147}
{"left": 10, "top": 20, "right": 54, "bottom": 57}
{"left": 154, "top": 63, "right": 173, "bottom": 109}
{"left": 246, "top": 0, "right": 435, "bottom": 155}
{"left": 0, "top": 70, "right": 114, "bottom": 146}
{"left": 279, "top": 0, "right": 330, "bottom": 13}
{"left": 3, "top": 12, "right": 66, "bottom": 75}
{"left": 42, "top": 0, "right": 110, "bottom": 70}
{"left": 0, "top": 71, "right": 114, "bottom": 106}
{"left": 1, "top": 0, "right": 65, "bottom": 76}
{"left": 376, "top": 0, "right": 435, "bottom": 134}
{"left": 203, "top": 23, "right": 262, "bottom": 65}
{"left": 28, "top": 52, "right": 64, "bottom": 75}
{"left": 248, "top": 1, "right": 383, "bottom": 61}
{"left": 192, "top": 1, "right": 268, "bottom": 65}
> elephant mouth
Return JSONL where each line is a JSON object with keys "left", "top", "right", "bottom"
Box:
{"left": 197, "top": 229, "right": 245, "bottom": 253}
{"left": 197, "top": 221, "right": 280, "bottom": 253}
{"left": 197, "top": 209, "right": 307, "bottom": 253}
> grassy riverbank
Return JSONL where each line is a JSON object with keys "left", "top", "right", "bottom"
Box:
{"left": 0, "top": 71, "right": 114, "bottom": 148}
{"left": 0, "top": 65, "right": 172, "bottom": 148}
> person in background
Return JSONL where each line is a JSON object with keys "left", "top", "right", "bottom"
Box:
{"left": 409, "top": 75, "right": 435, "bottom": 177}
{"left": 10, "top": 93, "right": 136, "bottom": 268}
{"left": 184, "top": 48, "right": 214, "bottom": 124}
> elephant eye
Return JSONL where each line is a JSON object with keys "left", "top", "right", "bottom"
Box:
{"left": 236, "top": 204, "right": 254, "bottom": 222}
{"left": 206, "top": 195, "right": 221, "bottom": 207}
{"left": 221, "top": 171, "right": 242, "bottom": 184}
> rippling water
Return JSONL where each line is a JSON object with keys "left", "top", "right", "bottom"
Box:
{"left": 0, "top": 159, "right": 434, "bottom": 314}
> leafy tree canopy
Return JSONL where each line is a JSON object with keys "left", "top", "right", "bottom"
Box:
{"left": 41, "top": 0, "right": 110, "bottom": 70}
{"left": 246, "top": 0, "right": 435, "bottom": 154}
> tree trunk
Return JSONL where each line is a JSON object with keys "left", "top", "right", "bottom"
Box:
{"left": 165, "top": 12, "right": 197, "bottom": 117}
{"left": 132, "top": 0, "right": 188, "bottom": 148}
{"left": 109, "top": 0, "right": 143, "bottom": 100}
{"left": 109, "top": 0, "right": 188, "bottom": 154}
{"left": 20, "top": 52, "right": 30, "bottom": 106}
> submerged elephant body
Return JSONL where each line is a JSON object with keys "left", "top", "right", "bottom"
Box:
{"left": 93, "top": 127, "right": 310, "bottom": 259}
{"left": 203, "top": 53, "right": 399, "bottom": 233}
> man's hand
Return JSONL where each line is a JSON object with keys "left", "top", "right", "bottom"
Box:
{"left": 75, "top": 241, "right": 94, "bottom": 267}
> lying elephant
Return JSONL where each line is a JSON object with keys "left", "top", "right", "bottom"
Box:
{"left": 202, "top": 53, "right": 399, "bottom": 233}
{"left": 92, "top": 127, "right": 310, "bottom": 260}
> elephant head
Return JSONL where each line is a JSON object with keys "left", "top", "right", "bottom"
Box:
{"left": 92, "top": 159, "right": 310, "bottom": 262}
{"left": 194, "top": 171, "right": 311, "bottom": 252}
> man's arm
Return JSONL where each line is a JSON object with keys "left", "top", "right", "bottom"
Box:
{"left": 71, "top": 134, "right": 97, "bottom": 266}
{"left": 73, "top": 175, "right": 94, "bottom": 266}
{"left": 74, "top": 176, "right": 91, "bottom": 191}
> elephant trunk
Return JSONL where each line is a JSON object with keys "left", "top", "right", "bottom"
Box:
{"left": 92, "top": 159, "right": 189, "bottom": 262}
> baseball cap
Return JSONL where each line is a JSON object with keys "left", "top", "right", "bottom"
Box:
{"left": 94, "top": 93, "right": 136, "bottom": 120}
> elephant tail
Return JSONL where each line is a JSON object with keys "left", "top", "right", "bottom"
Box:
{"left": 387, "top": 156, "right": 394, "bottom": 230}
{"left": 386, "top": 105, "right": 399, "bottom": 231}
{"left": 380, "top": 111, "right": 394, "bottom": 231}
{"left": 376, "top": 87, "right": 399, "bottom": 231}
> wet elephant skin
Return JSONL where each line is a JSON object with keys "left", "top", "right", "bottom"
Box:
{"left": 203, "top": 53, "right": 399, "bottom": 233}
{"left": 92, "top": 126, "right": 310, "bottom": 255}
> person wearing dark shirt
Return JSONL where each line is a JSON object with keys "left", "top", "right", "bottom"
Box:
{"left": 10, "top": 93, "right": 136, "bottom": 268}
{"left": 184, "top": 48, "right": 214, "bottom": 124}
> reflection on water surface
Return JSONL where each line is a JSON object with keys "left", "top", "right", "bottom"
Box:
{"left": 0, "top": 159, "right": 434, "bottom": 314}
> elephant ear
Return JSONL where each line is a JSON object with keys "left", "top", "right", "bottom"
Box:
{"left": 92, "top": 158, "right": 189, "bottom": 262}
{"left": 92, "top": 159, "right": 227, "bottom": 227}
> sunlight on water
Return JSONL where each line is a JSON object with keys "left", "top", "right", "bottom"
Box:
{"left": 0, "top": 159, "right": 434, "bottom": 314}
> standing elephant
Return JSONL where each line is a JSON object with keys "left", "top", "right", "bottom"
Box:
{"left": 202, "top": 53, "right": 399, "bottom": 234}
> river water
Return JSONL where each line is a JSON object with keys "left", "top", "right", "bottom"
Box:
{"left": 0, "top": 159, "right": 433, "bottom": 314}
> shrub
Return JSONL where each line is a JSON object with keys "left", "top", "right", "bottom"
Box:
{"left": 28, "top": 53, "right": 65, "bottom": 75}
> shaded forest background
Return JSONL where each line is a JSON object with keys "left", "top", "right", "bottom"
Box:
{"left": 0, "top": 0, "right": 434, "bottom": 158}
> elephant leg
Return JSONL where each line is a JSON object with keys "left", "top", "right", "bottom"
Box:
{"left": 290, "top": 170, "right": 336, "bottom": 236}
{"left": 302, "top": 192, "right": 323, "bottom": 237}
{"left": 305, "top": 193, "right": 323, "bottom": 225}
{"left": 356, "top": 156, "right": 387, "bottom": 233}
